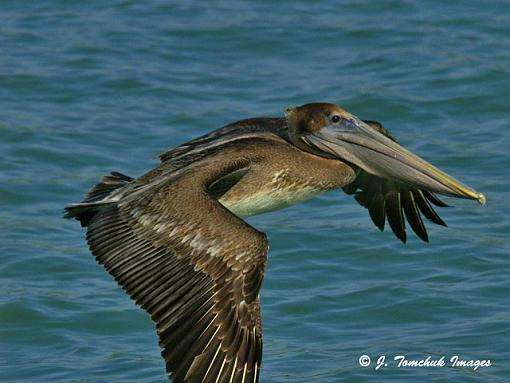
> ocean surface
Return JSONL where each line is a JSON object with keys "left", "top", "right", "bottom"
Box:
{"left": 1, "top": 1, "right": 509, "bottom": 382}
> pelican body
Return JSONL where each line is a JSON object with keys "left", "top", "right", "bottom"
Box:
{"left": 65, "top": 103, "right": 484, "bottom": 383}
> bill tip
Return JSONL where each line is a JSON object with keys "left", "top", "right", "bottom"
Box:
{"left": 477, "top": 192, "right": 486, "bottom": 206}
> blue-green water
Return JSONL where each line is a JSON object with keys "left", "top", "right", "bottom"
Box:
{"left": 1, "top": 1, "right": 509, "bottom": 382}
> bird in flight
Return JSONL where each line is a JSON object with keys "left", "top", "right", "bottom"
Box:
{"left": 65, "top": 103, "right": 484, "bottom": 383}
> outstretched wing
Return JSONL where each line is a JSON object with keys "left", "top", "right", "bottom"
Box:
{"left": 159, "top": 117, "right": 287, "bottom": 163}
{"left": 342, "top": 120, "right": 448, "bottom": 243}
{"left": 85, "top": 160, "right": 267, "bottom": 383}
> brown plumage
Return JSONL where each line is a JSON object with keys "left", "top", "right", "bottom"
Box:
{"left": 65, "top": 103, "right": 483, "bottom": 383}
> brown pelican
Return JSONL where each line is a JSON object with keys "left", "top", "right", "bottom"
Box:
{"left": 65, "top": 103, "right": 485, "bottom": 383}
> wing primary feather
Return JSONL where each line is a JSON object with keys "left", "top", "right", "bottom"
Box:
{"left": 423, "top": 190, "right": 449, "bottom": 207}
{"left": 384, "top": 188, "right": 406, "bottom": 243}
{"left": 414, "top": 190, "right": 447, "bottom": 226}
{"left": 368, "top": 194, "right": 386, "bottom": 231}
{"left": 220, "top": 359, "right": 235, "bottom": 383}
{"left": 363, "top": 178, "right": 377, "bottom": 208}
{"left": 402, "top": 191, "right": 429, "bottom": 242}
{"left": 202, "top": 343, "right": 223, "bottom": 383}
{"left": 158, "top": 289, "right": 213, "bottom": 350}
{"left": 173, "top": 311, "right": 218, "bottom": 378}
{"left": 210, "top": 350, "right": 227, "bottom": 383}
{"left": 254, "top": 328, "right": 262, "bottom": 382}
{"left": 229, "top": 356, "right": 238, "bottom": 383}
{"left": 241, "top": 363, "right": 248, "bottom": 383}
{"left": 367, "top": 180, "right": 386, "bottom": 231}
{"left": 354, "top": 192, "right": 366, "bottom": 207}
{"left": 341, "top": 180, "right": 358, "bottom": 195}
{"left": 199, "top": 318, "right": 220, "bottom": 355}
{"left": 183, "top": 325, "right": 221, "bottom": 381}
{"left": 163, "top": 304, "right": 214, "bottom": 379}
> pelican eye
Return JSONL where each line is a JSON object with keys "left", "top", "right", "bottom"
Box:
{"left": 330, "top": 114, "right": 341, "bottom": 123}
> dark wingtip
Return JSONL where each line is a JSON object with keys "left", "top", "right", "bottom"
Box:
{"left": 345, "top": 170, "right": 452, "bottom": 242}
{"left": 417, "top": 230, "right": 429, "bottom": 243}
{"left": 342, "top": 182, "right": 358, "bottom": 195}
{"left": 415, "top": 190, "right": 447, "bottom": 227}
{"left": 423, "top": 191, "right": 449, "bottom": 207}
{"left": 385, "top": 190, "right": 407, "bottom": 243}
{"left": 390, "top": 227, "right": 407, "bottom": 243}
{"left": 368, "top": 194, "right": 386, "bottom": 232}
{"left": 354, "top": 192, "right": 366, "bottom": 207}
{"left": 402, "top": 191, "right": 430, "bottom": 242}
{"left": 414, "top": 225, "right": 430, "bottom": 243}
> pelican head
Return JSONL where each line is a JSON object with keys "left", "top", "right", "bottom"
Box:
{"left": 286, "top": 102, "right": 485, "bottom": 204}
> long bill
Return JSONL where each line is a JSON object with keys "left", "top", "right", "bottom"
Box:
{"left": 303, "top": 117, "right": 486, "bottom": 205}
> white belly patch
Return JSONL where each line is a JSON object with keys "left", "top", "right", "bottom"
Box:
{"left": 219, "top": 185, "right": 323, "bottom": 218}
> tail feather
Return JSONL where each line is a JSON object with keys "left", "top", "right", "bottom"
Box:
{"left": 64, "top": 171, "right": 133, "bottom": 227}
